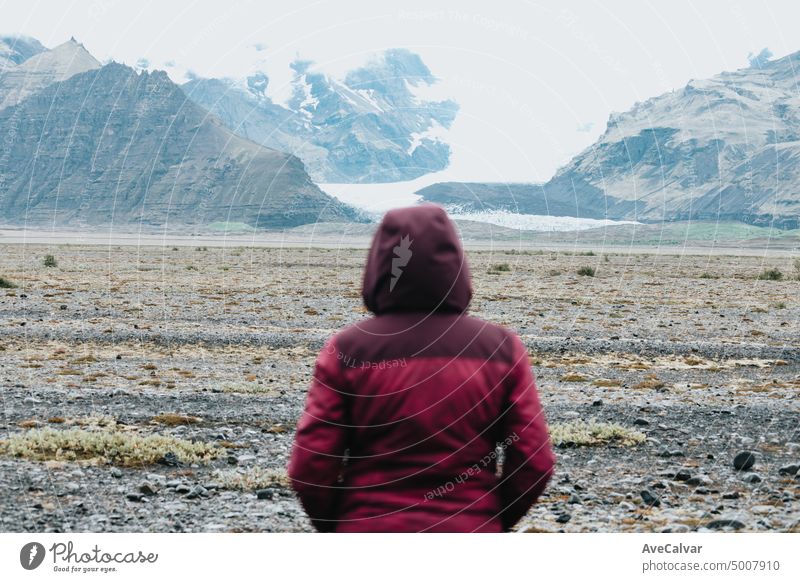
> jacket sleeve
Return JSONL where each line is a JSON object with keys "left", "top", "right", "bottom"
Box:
{"left": 497, "top": 334, "right": 556, "bottom": 531}
{"left": 288, "top": 338, "right": 349, "bottom": 532}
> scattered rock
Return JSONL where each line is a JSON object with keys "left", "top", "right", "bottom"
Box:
{"left": 157, "top": 452, "right": 181, "bottom": 467}
{"left": 674, "top": 469, "right": 692, "bottom": 482}
{"left": 555, "top": 513, "right": 571, "bottom": 524}
{"left": 185, "top": 485, "right": 208, "bottom": 500}
{"left": 126, "top": 493, "right": 145, "bottom": 502}
{"left": 633, "top": 418, "right": 650, "bottom": 426}
{"left": 722, "top": 491, "right": 740, "bottom": 500}
{"left": 742, "top": 473, "right": 762, "bottom": 484}
{"left": 591, "top": 399, "right": 603, "bottom": 407}
{"left": 662, "top": 524, "right": 690, "bottom": 533}
{"left": 778, "top": 464, "right": 799, "bottom": 476}
{"left": 707, "top": 518, "right": 746, "bottom": 530}
{"left": 733, "top": 451, "right": 756, "bottom": 471}
{"left": 139, "top": 482, "right": 158, "bottom": 496}
{"left": 567, "top": 493, "right": 582, "bottom": 505}
{"left": 640, "top": 489, "right": 661, "bottom": 507}
{"left": 686, "top": 475, "right": 712, "bottom": 487}
{"left": 256, "top": 488, "right": 276, "bottom": 500}
{"left": 110, "top": 468, "right": 123, "bottom": 479}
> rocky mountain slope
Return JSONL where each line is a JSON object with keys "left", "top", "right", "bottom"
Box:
{"left": 0, "top": 42, "right": 356, "bottom": 228}
{"left": 183, "top": 49, "right": 458, "bottom": 183}
{"left": 0, "top": 38, "right": 101, "bottom": 110}
{"left": 420, "top": 52, "right": 800, "bottom": 228}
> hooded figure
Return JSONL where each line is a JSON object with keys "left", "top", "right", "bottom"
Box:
{"left": 288, "top": 205, "right": 555, "bottom": 532}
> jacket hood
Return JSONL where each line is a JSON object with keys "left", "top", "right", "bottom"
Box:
{"left": 362, "top": 204, "right": 472, "bottom": 315}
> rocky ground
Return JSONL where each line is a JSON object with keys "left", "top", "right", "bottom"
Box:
{"left": 0, "top": 242, "right": 798, "bottom": 532}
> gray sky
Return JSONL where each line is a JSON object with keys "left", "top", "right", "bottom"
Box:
{"left": 3, "top": 0, "right": 800, "bottom": 183}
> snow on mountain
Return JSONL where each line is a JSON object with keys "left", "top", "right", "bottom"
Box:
{"left": 183, "top": 48, "right": 459, "bottom": 183}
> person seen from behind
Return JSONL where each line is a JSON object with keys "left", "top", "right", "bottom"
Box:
{"left": 288, "top": 204, "right": 555, "bottom": 532}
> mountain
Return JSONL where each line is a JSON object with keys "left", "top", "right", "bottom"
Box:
{"left": 420, "top": 52, "right": 800, "bottom": 228}
{"left": 183, "top": 49, "right": 459, "bottom": 183}
{"left": 0, "top": 38, "right": 101, "bottom": 110}
{"left": 0, "top": 35, "right": 46, "bottom": 68}
{"left": 0, "top": 57, "right": 357, "bottom": 228}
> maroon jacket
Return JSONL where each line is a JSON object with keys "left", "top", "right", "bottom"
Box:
{"left": 288, "top": 205, "right": 555, "bottom": 532}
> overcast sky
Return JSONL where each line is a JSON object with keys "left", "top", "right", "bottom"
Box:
{"left": 3, "top": 0, "right": 800, "bottom": 183}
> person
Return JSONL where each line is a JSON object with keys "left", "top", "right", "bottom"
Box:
{"left": 288, "top": 204, "right": 555, "bottom": 532}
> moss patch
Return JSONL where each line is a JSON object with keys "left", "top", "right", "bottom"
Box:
{"left": 0, "top": 427, "right": 221, "bottom": 466}
{"left": 550, "top": 421, "right": 646, "bottom": 447}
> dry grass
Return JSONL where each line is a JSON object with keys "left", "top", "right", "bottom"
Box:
{"left": 592, "top": 378, "right": 622, "bottom": 387}
{"left": 0, "top": 427, "right": 221, "bottom": 466}
{"left": 550, "top": 421, "right": 646, "bottom": 447}
{"left": 213, "top": 466, "right": 291, "bottom": 491}
{"left": 560, "top": 373, "right": 590, "bottom": 383}
{"left": 152, "top": 413, "right": 202, "bottom": 426}
{"left": 631, "top": 375, "right": 666, "bottom": 390}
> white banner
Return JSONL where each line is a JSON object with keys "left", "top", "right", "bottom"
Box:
{"left": 0, "top": 533, "right": 796, "bottom": 582}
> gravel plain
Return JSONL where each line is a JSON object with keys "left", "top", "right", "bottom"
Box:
{"left": 1, "top": 239, "right": 798, "bottom": 532}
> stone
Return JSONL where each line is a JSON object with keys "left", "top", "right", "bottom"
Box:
{"left": 674, "top": 469, "right": 692, "bottom": 482}
{"left": 555, "top": 513, "right": 571, "bottom": 524}
{"left": 707, "top": 518, "right": 746, "bottom": 530}
{"left": 733, "top": 451, "right": 756, "bottom": 471}
{"left": 185, "top": 485, "right": 208, "bottom": 499}
{"left": 686, "top": 475, "right": 712, "bottom": 486}
{"left": 662, "top": 524, "right": 690, "bottom": 533}
{"left": 751, "top": 505, "right": 773, "bottom": 515}
{"left": 742, "top": 473, "right": 762, "bottom": 484}
{"left": 256, "top": 489, "right": 276, "bottom": 500}
{"left": 778, "top": 464, "right": 799, "bottom": 476}
{"left": 633, "top": 418, "right": 650, "bottom": 426}
{"left": 157, "top": 452, "right": 181, "bottom": 467}
{"left": 640, "top": 489, "right": 661, "bottom": 507}
{"left": 126, "top": 493, "right": 145, "bottom": 502}
{"left": 722, "top": 491, "right": 740, "bottom": 500}
{"left": 139, "top": 482, "right": 158, "bottom": 496}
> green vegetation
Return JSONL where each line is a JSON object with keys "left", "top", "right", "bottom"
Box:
{"left": 487, "top": 262, "right": 512, "bottom": 274}
{"left": 0, "top": 276, "right": 17, "bottom": 289}
{"left": 43, "top": 254, "right": 58, "bottom": 268}
{"left": 757, "top": 268, "right": 783, "bottom": 281}
{"left": 577, "top": 266, "right": 596, "bottom": 277}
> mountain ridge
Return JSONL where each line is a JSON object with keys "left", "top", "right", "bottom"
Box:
{"left": 0, "top": 44, "right": 357, "bottom": 228}
{"left": 419, "top": 51, "right": 800, "bottom": 228}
